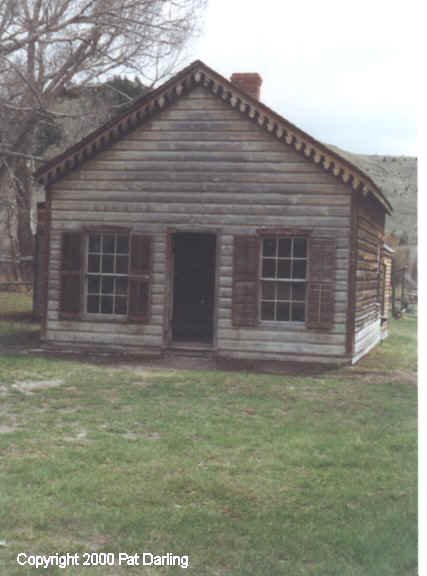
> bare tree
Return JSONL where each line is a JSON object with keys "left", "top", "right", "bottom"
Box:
{"left": 0, "top": 0, "right": 206, "bottom": 278}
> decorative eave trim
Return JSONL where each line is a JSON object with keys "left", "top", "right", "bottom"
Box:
{"left": 34, "top": 60, "right": 392, "bottom": 215}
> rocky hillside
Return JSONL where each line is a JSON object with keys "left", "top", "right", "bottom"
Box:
{"left": 330, "top": 147, "right": 417, "bottom": 248}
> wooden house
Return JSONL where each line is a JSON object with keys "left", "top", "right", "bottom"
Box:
{"left": 34, "top": 60, "right": 392, "bottom": 365}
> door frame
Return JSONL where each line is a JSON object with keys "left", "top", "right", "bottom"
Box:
{"left": 164, "top": 227, "right": 220, "bottom": 349}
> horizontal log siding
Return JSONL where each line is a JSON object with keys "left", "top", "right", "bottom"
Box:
{"left": 352, "top": 194, "right": 385, "bottom": 361}
{"left": 46, "top": 86, "right": 352, "bottom": 360}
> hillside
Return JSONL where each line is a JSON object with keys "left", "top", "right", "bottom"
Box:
{"left": 330, "top": 147, "right": 417, "bottom": 248}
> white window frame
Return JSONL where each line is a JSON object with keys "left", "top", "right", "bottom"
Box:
{"left": 84, "top": 231, "right": 130, "bottom": 319}
{"left": 260, "top": 236, "right": 308, "bottom": 323}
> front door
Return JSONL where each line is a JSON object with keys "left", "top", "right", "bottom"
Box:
{"left": 171, "top": 232, "right": 216, "bottom": 344}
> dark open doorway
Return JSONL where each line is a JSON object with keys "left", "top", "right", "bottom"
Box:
{"left": 171, "top": 232, "right": 216, "bottom": 344}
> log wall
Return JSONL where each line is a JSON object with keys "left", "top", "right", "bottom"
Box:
{"left": 44, "top": 85, "right": 354, "bottom": 362}
{"left": 352, "top": 193, "right": 386, "bottom": 362}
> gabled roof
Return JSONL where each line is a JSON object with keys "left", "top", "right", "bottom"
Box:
{"left": 35, "top": 59, "right": 392, "bottom": 214}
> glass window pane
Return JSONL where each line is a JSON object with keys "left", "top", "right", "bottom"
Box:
{"left": 102, "top": 234, "right": 115, "bottom": 253}
{"left": 262, "top": 281, "right": 275, "bottom": 300}
{"left": 262, "top": 259, "right": 276, "bottom": 278}
{"left": 292, "top": 302, "right": 305, "bottom": 322}
{"left": 116, "top": 235, "right": 129, "bottom": 254}
{"left": 102, "top": 254, "right": 114, "bottom": 273}
{"left": 101, "top": 295, "right": 113, "bottom": 314}
{"left": 293, "top": 260, "right": 307, "bottom": 279}
{"left": 293, "top": 237, "right": 307, "bottom": 258}
{"left": 277, "top": 259, "right": 291, "bottom": 279}
{"left": 88, "top": 254, "right": 100, "bottom": 273}
{"left": 101, "top": 276, "right": 114, "bottom": 294}
{"left": 87, "top": 276, "right": 100, "bottom": 294}
{"left": 89, "top": 234, "right": 101, "bottom": 252}
{"left": 278, "top": 238, "right": 291, "bottom": 257}
{"left": 87, "top": 295, "right": 99, "bottom": 313}
{"left": 263, "top": 238, "right": 276, "bottom": 257}
{"left": 277, "top": 302, "right": 290, "bottom": 321}
{"left": 292, "top": 283, "right": 306, "bottom": 301}
{"left": 261, "top": 301, "right": 275, "bottom": 320}
{"left": 86, "top": 230, "right": 130, "bottom": 317}
{"left": 277, "top": 282, "right": 291, "bottom": 300}
{"left": 115, "top": 296, "right": 127, "bottom": 315}
{"left": 116, "top": 277, "right": 128, "bottom": 295}
{"left": 116, "top": 255, "right": 129, "bottom": 274}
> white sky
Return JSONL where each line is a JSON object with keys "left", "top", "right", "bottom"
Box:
{"left": 185, "top": 0, "right": 417, "bottom": 156}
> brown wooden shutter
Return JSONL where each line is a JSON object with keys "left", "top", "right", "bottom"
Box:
{"left": 306, "top": 237, "right": 336, "bottom": 330}
{"left": 128, "top": 234, "right": 152, "bottom": 322}
{"left": 59, "top": 232, "right": 82, "bottom": 317}
{"left": 232, "top": 235, "right": 260, "bottom": 327}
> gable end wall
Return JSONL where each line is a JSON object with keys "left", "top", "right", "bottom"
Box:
{"left": 44, "top": 85, "right": 353, "bottom": 363}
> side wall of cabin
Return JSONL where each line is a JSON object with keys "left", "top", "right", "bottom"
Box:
{"left": 352, "top": 193, "right": 386, "bottom": 363}
{"left": 44, "top": 85, "right": 353, "bottom": 363}
{"left": 380, "top": 249, "right": 393, "bottom": 339}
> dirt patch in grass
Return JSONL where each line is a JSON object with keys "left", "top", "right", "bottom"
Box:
{"left": 11, "top": 379, "right": 65, "bottom": 394}
{"left": 63, "top": 427, "right": 89, "bottom": 443}
{"left": 334, "top": 368, "right": 417, "bottom": 387}
{"left": 0, "top": 423, "right": 18, "bottom": 434}
{"left": 0, "top": 410, "right": 19, "bottom": 434}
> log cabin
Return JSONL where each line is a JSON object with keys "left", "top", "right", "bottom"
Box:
{"left": 34, "top": 60, "right": 393, "bottom": 365}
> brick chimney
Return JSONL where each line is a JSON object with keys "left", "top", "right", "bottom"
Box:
{"left": 230, "top": 73, "right": 263, "bottom": 100}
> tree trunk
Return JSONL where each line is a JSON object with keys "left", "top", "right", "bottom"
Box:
{"left": 15, "top": 161, "right": 35, "bottom": 281}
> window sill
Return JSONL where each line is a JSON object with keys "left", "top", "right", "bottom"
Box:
{"left": 260, "top": 320, "right": 306, "bottom": 328}
{"left": 83, "top": 313, "right": 129, "bottom": 322}
{"left": 57, "top": 313, "right": 149, "bottom": 324}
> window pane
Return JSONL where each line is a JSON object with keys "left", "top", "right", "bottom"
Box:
{"left": 102, "top": 234, "right": 115, "bottom": 253}
{"left": 87, "top": 276, "right": 100, "bottom": 294}
{"left": 88, "top": 254, "right": 100, "bottom": 273}
{"left": 277, "top": 259, "right": 291, "bottom": 279}
{"left": 277, "top": 282, "right": 291, "bottom": 300}
{"left": 101, "top": 276, "right": 114, "bottom": 294}
{"left": 292, "top": 283, "right": 306, "bottom": 301}
{"left": 262, "top": 259, "right": 275, "bottom": 278}
{"left": 116, "top": 277, "right": 128, "bottom": 295}
{"left": 116, "top": 235, "right": 129, "bottom": 254}
{"left": 262, "top": 281, "right": 275, "bottom": 300}
{"left": 293, "top": 260, "right": 307, "bottom": 279}
{"left": 115, "top": 296, "right": 127, "bottom": 315}
{"left": 116, "top": 255, "right": 129, "bottom": 274}
{"left": 87, "top": 295, "right": 99, "bottom": 313}
{"left": 86, "top": 230, "right": 131, "bottom": 317}
{"left": 101, "top": 295, "right": 113, "bottom": 314}
{"left": 278, "top": 238, "right": 291, "bottom": 257}
{"left": 89, "top": 234, "right": 101, "bottom": 253}
{"left": 263, "top": 238, "right": 276, "bottom": 257}
{"left": 102, "top": 254, "right": 114, "bottom": 273}
{"left": 293, "top": 237, "right": 307, "bottom": 258}
{"left": 292, "top": 302, "right": 305, "bottom": 322}
{"left": 277, "top": 302, "right": 290, "bottom": 321}
{"left": 261, "top": 301, "right": 275, "bottom": 320}
{"left": 259, "top": 236, "right": 308, "bottom": 323}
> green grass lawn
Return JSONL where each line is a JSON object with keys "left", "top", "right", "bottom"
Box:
{"left": 0, "top": 292, "right": 39, "bottom": 347}
{"left": 0, "top": 294, "right": 417, "bottom": 575}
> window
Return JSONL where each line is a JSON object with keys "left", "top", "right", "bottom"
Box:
{"left": 86, "top": 232, "right": 129, "bottom": 316}
{"left": 260, "top": 236, "right": 308, "bottom": 322}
